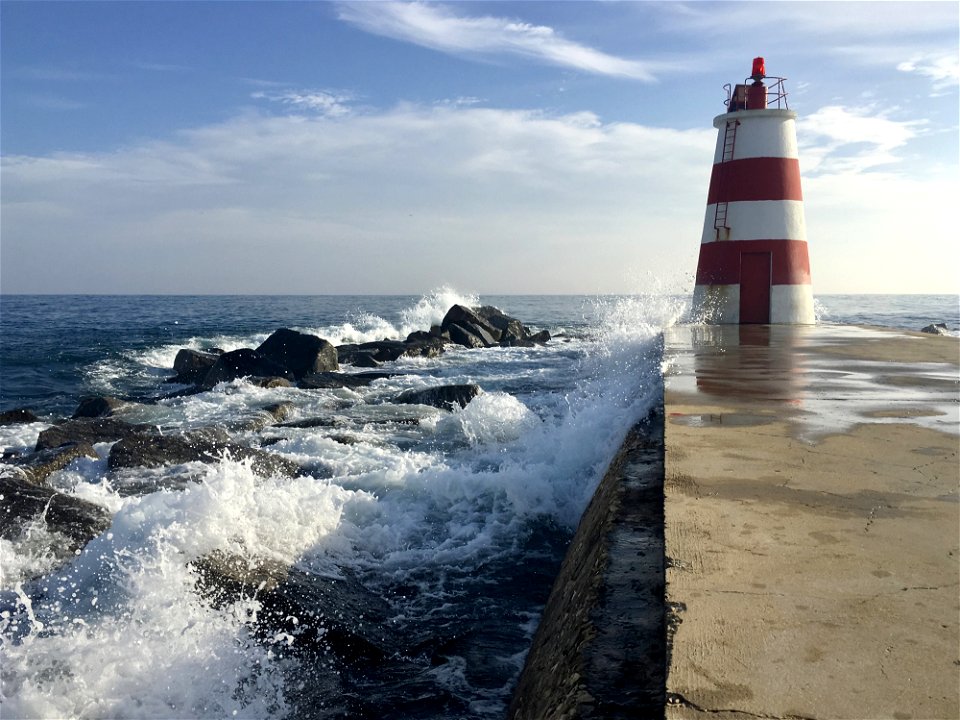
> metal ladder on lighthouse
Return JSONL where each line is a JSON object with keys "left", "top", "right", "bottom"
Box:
{"left": 713, "top": 120, "right": 739, "bottom": 236}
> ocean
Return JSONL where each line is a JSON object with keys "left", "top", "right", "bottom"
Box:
{"left": 1, "top": 291, "right": 957, "bottom": 719}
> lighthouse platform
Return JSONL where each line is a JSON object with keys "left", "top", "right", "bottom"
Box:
{"left": 663, "top": 324, "right": 959, "bottom": 719}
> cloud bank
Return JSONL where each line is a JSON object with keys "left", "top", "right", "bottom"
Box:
{"left": 2, "top": 98, "right": 956, "bottom": 294}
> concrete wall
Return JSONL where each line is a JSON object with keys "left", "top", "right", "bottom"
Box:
{"left": 508, "top": 401, "right": 666, "bottom": 720}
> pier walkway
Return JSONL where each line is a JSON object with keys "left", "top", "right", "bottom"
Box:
{"left": 663, "top": 324, "right": 959, "bottom": 719}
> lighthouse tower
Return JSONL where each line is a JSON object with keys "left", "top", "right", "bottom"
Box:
{"left": 692, "top": 58, "right": 814, "bottom": 324}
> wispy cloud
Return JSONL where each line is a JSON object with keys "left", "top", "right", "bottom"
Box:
{"left": 336, "top": 1, "right": 658, "bottom": 81}
{"left": 897, "top": 53, "right": 959, "bottom": 95}
{"left": 798, "top": 105, "right": 924, "bottom": 173}
{"left": 251, "top": 89, "right": 355, "bottom": 117}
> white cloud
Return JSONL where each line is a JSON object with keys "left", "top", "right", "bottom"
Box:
{"left": 662, "top": 1, "right": 956, "bottom": 39}
{"left": 1, "top": 104, "right": 712, "bottom": 293}
{"left": 897, "top": 53, "right": 959, "bottom": 94}
{"left": 2, "top": 101, "right": 954, "bottom": 294}
{"left": 798, "top": 105, "right": 924, "bottom": 173}
{"left": 251, "top": 89, "right": 355, "bottom": 117}
{"left": 336, "top": 1, "right": 658, "bottom": 81}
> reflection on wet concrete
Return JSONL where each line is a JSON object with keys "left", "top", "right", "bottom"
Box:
{"left": 665, "top": 324, "right": 960, "bottom": 439}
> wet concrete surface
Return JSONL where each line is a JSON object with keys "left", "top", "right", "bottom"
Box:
{"left": 663, "top": 324, "right": 959, "bottom": 719}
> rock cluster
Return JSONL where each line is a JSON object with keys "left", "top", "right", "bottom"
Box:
{"left": 0, "top": 304, "right": 549, "bottom": 581}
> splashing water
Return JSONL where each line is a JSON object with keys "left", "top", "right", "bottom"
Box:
{"left": 0, "top": 290, "right": 686, "bottom": 718}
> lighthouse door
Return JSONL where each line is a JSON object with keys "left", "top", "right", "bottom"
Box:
{"left": 739, "top": 252, "right": 771, "bottom": 323}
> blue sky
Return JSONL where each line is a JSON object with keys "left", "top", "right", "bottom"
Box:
{"left": 1, "top": 1, "right": 957, "bottom": 294}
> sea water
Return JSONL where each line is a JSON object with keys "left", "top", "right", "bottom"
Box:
{"left": 0, "top": 291, "right": 956, "bottom": 718}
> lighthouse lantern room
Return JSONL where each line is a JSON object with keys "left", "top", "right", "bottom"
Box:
{"left": 692, "top": 58, "right": 814, "bottom": 324}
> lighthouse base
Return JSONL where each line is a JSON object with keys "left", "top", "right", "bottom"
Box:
{"left": 693, "top": 283, "right": 814, "bottom": 324}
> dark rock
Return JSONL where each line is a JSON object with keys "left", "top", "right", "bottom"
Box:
{"left": 0, "top": 408, "right": 40, "bottom": 425}
{"left": 358, "top": 340, "right": 408, "bottom": 363}
{"left": 192, "top": 552, "right": 398, "bottom": 665}
{"left": 255, "top": 328, "right": 338, "bottom": 378}
{"left": 170, "top": 349, "right": 221, "bottom": 383}
{"left": 108, "top": 431, "right": 299, "bottom": 478}
{"left": 528, "top": 330, "right": 552, "bottom": 344}
{"left": 232, "top": 403, "right": 296, "bottom": 433}
{"left": 441, "top": 305, "right": 502, "bottom": 345}
{"left": 72, "top": 396, "right": 128, "bottom": 419}
{"left": 0, "top": 475, "right": 111, "bottom": 552}
{"left": 920, "top": 323, "right": 949, "bottom": 336}
{"left": 403, "top": 336, "right": 447, "bottom": 359}
{"left": 335, "top": 344, "right": 360, "bottom": 364}
{"left": 351, "top": 352, "right": 382, "bottom": 368}
{"left": 446, "top": 322, "right": 492, "bottom": 349}
{"left": 201, "top": 349, "right": 295, "bottom": 389}
{"left": 249, "top": 377, "right": 294, "bottom": 389}
{"left": 298, "top": 372, "right": 393, "bottom": 390}
{"left": 395, "top": 384, "right": 482, "bottom": 410}
{"left": 405, "top": 331, "right": 435, "bottom": 343}
{"left": 6, "top": 442, "right": 99, "bottom": 486}
{"left": 475, "top": 305, "right": 528, "bottom": 341}
{"left": 36, "top": 418, "right": 155, "bottom": 452}
{"left": 278, "top": 417, "right": 341, "bottom": 429}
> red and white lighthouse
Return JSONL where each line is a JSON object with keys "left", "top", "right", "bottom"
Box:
{"left": 693, "top": 58, "right": 814, "bottom": 324}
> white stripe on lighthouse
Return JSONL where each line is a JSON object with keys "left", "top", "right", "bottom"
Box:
{"left": 701, "top": 200, "right": 807, "bottom": 244}
{"left": 712, "top": 110, "right": 799, "bottom": 162}
{"left": 771, "top": 285, "right": 815, "bottom": 323}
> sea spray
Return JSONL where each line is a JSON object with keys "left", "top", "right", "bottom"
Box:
{"left": 1, "top": 290, "right": 676, "bottom": 718}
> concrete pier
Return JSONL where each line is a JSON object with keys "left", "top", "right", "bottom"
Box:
{"left": 509, "top": 323, "right": 958, "bottom": 719}
{"left": 663, "top": 324, "right": 959, "bottom": 719}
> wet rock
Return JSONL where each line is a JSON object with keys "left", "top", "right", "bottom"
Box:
{"left": 0, "top": 475, "right": 111, "bottom": 552}
{"left": 250, "top": 377, "right": 294, "bottom": 389}
{"left": 920, "top": 323, "right": 949, "bottom": 336}
{"left": 168, "top": 348, "right": 222, "bottom": 384}
{"left": 279, "top": 417, "right": 342, "bottom": 429}
{"left": 255, "top": 328, "right": 338, "bottom": 378}
{"left": 4, "top": 442, "right": 99, "bottom": 486}
{"left": 351, "top": 352, "right": 383, "bottom": 368}
{"left": 358, "top": 340, "right": 408, "bottom": 363}
{"left": 72, "top": 396, "right": 128, "bottom": 419}
{"left": 201, "top": 349, "right": 295, "bottom": 389}
{"left": 402, "top": 336, "right": 447, "bottom": 359}
{"left": 441, "top": 305, "right": 501, "bottom": 347}
{"left": 192, "top": 553, "right": 398, "bottom": 665}
{"left": 298, "top": 372, "right": 393, "bottom": 390}
{"left": 476, "top": 305, "right": 527, "bottom": 342}
{"left": 232, "top": 403, "right": 297, "bottom": 432}
{"left": 108, "top": 431, "right": 300, "bottom": 478}
{"left": 395, "top": 384, "right": 482, "bottom": 410}
{"left": 35, "top": 418, "right": 155, "bottom": 452}
{"left": 0, "top": 408, "right": 40, "bottom": 425}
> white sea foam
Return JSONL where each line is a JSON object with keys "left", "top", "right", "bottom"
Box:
{"left": 1, "top": 459, "right": 370, "bottom": 718}
{"left": 1, "top": 291, "right": 674, "bottom": 718}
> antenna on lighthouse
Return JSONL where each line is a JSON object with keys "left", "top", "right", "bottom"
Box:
{"left": 693, "top": 58, "right": 814, "bottom": 324}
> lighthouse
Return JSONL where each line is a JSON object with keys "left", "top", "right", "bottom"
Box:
{"left": 692, "top": 58, "right": 814, "bottom": 324}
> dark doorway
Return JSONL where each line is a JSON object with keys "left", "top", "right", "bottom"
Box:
{"left": 739, "top": 251, "right": 771, "bottom": 323}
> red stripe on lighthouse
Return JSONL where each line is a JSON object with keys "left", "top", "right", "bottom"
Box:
{"left": 707, "top": 157, "right": 802, "bottom": 204}
{"left": 695, "top": 239, "right": 811, "bottom": 285}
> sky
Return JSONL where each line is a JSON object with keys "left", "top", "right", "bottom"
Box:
{"left": 1, "top": 0, "right": 957, "bottom": 295}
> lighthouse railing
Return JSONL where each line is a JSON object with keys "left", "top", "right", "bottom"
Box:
{"left": 724, "top": 77, "right": 789, "bottom": 111}
{"left": 763, "top": 77, "right": 789, "bottom": 109}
